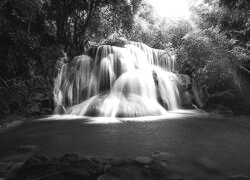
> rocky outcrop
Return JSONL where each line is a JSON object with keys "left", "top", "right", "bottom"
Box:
{"left": 1, "top": 152, "right": 249, "bottom": 180}
{"left": 205, "top": 91, "right": 238, "bottom": 115}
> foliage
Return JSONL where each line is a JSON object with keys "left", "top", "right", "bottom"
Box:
{"left": 176, "top": 28, "right": 239, "bottom": 92}
{"left": 44, "top": 0, "right": 142, "bottom": 56}
{"left": 129, "top": 0, "right": 193, "bottom": 49}
{"left": 190, "top": 0, "right": 250, "bottom": 74}
{"left": 176, "top": 0, "right": 250, "bottom": 112}
{"left": 0, "top": 0, "right": 142, "bottom": 121}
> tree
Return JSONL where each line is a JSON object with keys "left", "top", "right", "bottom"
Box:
{"left": 190, "top": 0, "right": 250, "bottom": 75}
{"left": 45, "top": 0, "right": 142, "bottom": 56}
{"left": 129, "top": 0, "right": 193, "bottom": 49}
{"left": 0, "top": 0, "right": 143, "bottom": 120}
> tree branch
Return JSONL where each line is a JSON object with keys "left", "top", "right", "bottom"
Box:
{"left": 231, "top": 60, "right": 250, "bottom": 74}
{"left": 0, "top": 76, "right": 9, "bottom": 88}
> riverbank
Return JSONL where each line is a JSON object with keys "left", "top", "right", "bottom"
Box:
{"left": 0, "top": 115, "right": 25, "bottom": 134}
{"left": 0, "top": 114, "right": 46, "bottom": 134}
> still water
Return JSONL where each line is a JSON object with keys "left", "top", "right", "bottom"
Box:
{"left": 0, "top": 111, "right": 250, "bottom": 176}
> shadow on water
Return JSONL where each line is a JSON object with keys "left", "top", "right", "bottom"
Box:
{"left": 0, "top": 111, "right": 250, "bottom": 176}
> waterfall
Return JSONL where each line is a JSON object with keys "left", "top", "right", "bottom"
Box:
{"left": 53, "top": 41, "right": 182, "bottom": 117}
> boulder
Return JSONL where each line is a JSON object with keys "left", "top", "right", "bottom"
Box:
{"left": 135, "top": 156, "right": 153, "bottom": 165}
{"left": 146, "top": 160, "right": 171, "bottom": 177}
{"left": 60, "top": 153, "right": 79, "bottom": 162}
{"left": 18, "top": 154, "right": 50, "bottom": 173}
{"left": 207, "top": 91, "right": 236, "bottom": 108}
{"left": 176, "top": 74, "right": 191, "bottom": 90}
{"left": 54, "top": 104, "right": 66, "bottom": 114}
{"left": 216, "top": 104, "right": 233, "bottom": 116}
{"left": 151, "top": 151, "right": 176, "bottom": 162}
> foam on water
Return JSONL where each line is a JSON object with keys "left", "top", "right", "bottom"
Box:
{"left": 41, "top": 109, "right": 206, "bottom": 124}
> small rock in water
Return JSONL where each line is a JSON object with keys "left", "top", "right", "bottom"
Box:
{"left": 60, "top": 152, "right": 79, "bottom": 162}
{"left": 135, "top": 156, "right": 153, "bottom": 164}
{"left": 147, "top": 160, "right": 171, "bottom": 177}
{"left": 230, "top": 175, "right": 250, "bottom": 180}
{"left": 22, "top": 154, "right": 49, "bottom": 167}
{"left": 151, "top": 151, "right": 175, "bottom": 162}
{"left": 17, "top": 145, "right": 37, "bottom": 152}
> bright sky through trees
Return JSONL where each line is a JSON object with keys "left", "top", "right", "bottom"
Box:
{"left": 147, "top": 0, "right": 191, "bottom": 19}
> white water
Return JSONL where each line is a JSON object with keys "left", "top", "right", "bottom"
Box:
{"left": 54, "top": 42, "right": 182, "bottom": 117}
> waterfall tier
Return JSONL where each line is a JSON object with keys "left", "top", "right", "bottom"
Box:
{"left": 54, "top": 41, "right": 182, "bottom": 117}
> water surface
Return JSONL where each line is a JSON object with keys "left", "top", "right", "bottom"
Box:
{"left": 0, "top": 113, "right": 250, "bottom": 176}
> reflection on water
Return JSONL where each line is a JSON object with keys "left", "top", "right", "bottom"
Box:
{"left": 0, "top": 114, "right": 250, "bottom": 176}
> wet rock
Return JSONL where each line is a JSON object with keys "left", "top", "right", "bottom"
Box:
{"left": 148, "top": 160, "right": 168, "bottom": 170}
{"left": 135, "top": 156, "right": 153, "bottom": 165}
{"left": 17, "top": 145, "right": 37, "bottom": 153}
{"left": 15, "top": 154, "right": 104, "bottom": 180}
{"left": 216, "top": 104, "right": 233, "bottom": 116}
{"left": 60, "top": 152, "right": 79, "bottom": 162}
{"left": 229, "top": 175, "right": 250, "bottom": 180}
{"left": 151, "top": 151, "right": 175, "bottom": 162}
{"left": 0, "top": 161, "right": 24, "bottom": 179}
{"left": 206, "top": 91, "right": 240, "bottom": 114}
{"left": 208, "top": 91, "right": 236, "bottom": 105}
{"left": 90, "top": 157, "right": 112, "bottom": 173}
{"left": 103, "top": 163, "right": 112, "bottom": 172}
{"left": 110, "top": 157, "right": 134, "bottom": 166}
{"left": 22, "top": 154, "right": 49, "bottom": 168}
{"left": 54, "top": 104, "right": 66, "bottom": 114}
{"left": 101, "top": 37, "right": 128, "bottom": 47}
{"left": 91, "top": 157, "right": 104, "bottom": 163}
{"left": 5, "top": 161, "right": 24, "bottom": 179}
{"left": 147, "top": 160, "right": 171, "bottom": 178}
{"left": 193, "top": 157, "right": 220, "bottom": 174}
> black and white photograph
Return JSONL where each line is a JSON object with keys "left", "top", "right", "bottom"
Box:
{"left": 0, "top": 0, "right": 250, "bottom": 179}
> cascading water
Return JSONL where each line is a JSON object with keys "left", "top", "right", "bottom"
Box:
{"left": 53, "top": 41, "right": 182, "bottom": 117}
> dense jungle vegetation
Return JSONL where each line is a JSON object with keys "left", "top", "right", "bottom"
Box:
{"left": 0, "top": 0, "right": 249, "bottom": 124}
